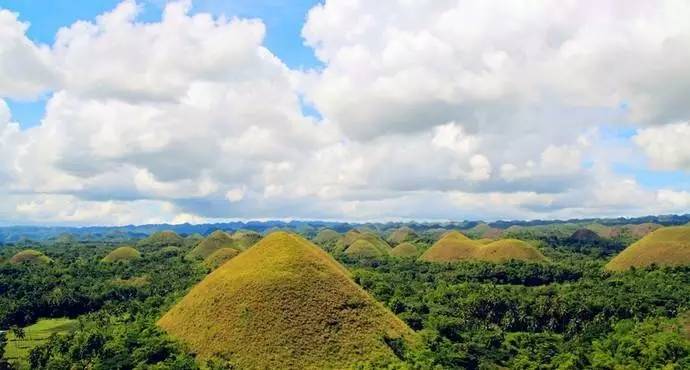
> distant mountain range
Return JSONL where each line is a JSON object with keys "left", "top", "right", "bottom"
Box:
{"left": 1, "top": 214, "right": 689, "bottom": 244}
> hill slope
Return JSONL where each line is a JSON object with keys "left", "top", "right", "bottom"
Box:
{"left": 158, "top": 232, "right": 417, "bottom": 369}
{"left": 390, "top": 242, "right": 419, "bottom": 258}
{"left": 387, "top": 227, "right": 417, "bottom": 244}
{"left": 420, "top": 233, "right": 546, "bottom": 263}
{"left": 188, "top": 230, "right": 238, "bottom": 260}
{"left": 204, "top": 247, "right": 240, "bottom": 270}
{"left": 9, "top": 249, "right": 52, "bottom": 265}
{"left": 102, "top": 246, "right": 141, "bottom": 263}
{"left": 605, "top": 226, "right": 690, "bottom": 271}
{"left": 475, "top": 239, "right": 547, "bottom": 263}
{"left": 344, "top": 239, "right": 386, "bottom": 258}
{"left": 138, "top": 230, "right": 183, "bottom": 247}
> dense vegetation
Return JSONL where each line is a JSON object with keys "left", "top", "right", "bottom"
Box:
{"left": 0, "top": 224, "right": 689, "bottom": 369}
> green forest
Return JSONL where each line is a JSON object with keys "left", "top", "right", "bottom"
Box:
{"left": 1, "top": 223, "right": 689, "bottom": 369}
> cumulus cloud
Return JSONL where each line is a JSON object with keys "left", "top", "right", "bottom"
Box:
{"left": 1, "top": 0, "right": 690, "bottom": 224}
{"left": 0, "top": 9, "right": 56, "bottom": 98}
{"left": 634, "top": 122, "right": 690, "bottom": 172}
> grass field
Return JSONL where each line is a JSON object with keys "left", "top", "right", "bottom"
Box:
{"left": 3, "top": 318, "right": 78, "bottom": 368}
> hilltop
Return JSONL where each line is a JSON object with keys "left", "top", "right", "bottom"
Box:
{"left": 419, "top": 232, "right": 482, "bottom": 263}
{"left": 187, "top": 230, "right": 238, "bottom": 260}
{"left": 387, "top": 227, "right": 417, "bottom": 244}
{"left": 102, "top": 246, "right": 141, "bottom": 263}
{"left": 9, "top": 249, "right": 52, "bottom": 265}
{"left": 390, "top": 242, "right": 419, "bottom": 258}
{"left": 344, "top": 239, "right": 387, "bottom": 258}
{"left": 420, "top": 232, "right": 546, "bottom": 263}
{"left": 605, "top": 226, "right": 690, "bottom": 271}
{"left": 231, "top": 230, "right": 261, "bottom": 250}
{"left": 337, "top": 229, "right": 392, "bottom": 256}
{"left": 138, "top": 230, "right": 183, "bottom": 247}
{"left": 313, "top": 229, "right": 340, "bottom": 245}
{"left": 158, "top": 232, "right": 417, "bottom": 369}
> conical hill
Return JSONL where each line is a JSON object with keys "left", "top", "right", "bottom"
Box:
{"left": 158, "top": 232, "right": 417, "bottom": 369}
{"left": 187, "top": 230, "right": 238, "bottom": 260}
{"left": 605, "top": 226, "right": 690, "bottom": 271}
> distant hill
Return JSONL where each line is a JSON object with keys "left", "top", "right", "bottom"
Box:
{"left": 187, "top": 231, "right": 238, "bottom": 260}
{"left": 390, "top": 242, "right": 419, "bottom": 258}
{"left": 101, "top": 246, "right": 141, "bottom": 263}
{"left": 204, "top": 248, "right": 240, "bottom": 270}
{"left": 1, "top": 214, "right": 688, "bottom": 244}
{"left": 313, "top": 228, "right": 340, "bottom": 245}
{"left": 387, "top": 227, "right": 417, "bottom": 244}
{"left": 137, "top": 230, "right": 183, "bottom": 247}
{"left": 9, "top": 249, "right": 52, "bottom": 265}
{"left": 344, "top": 239, "right": 387, "bottom": 258}
{"left": 605, "top": 226, "right": 690, "bottom": 271}
{"left": 158, "top": 232, "right": 417, "bottom": 368}
{"left": 420, "top": 232, "right": 546, "bottom": 263}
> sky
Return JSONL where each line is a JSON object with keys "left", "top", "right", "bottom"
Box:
{"left": 1, "top": 0, "right": 690, "bottom": 226}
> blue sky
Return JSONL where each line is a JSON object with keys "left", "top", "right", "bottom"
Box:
{"left": 1, "top": 0, "right": 321, "bottom": 128}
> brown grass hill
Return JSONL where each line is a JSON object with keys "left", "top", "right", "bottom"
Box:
{"left": 9, "top": 249, "right": 52, "bottom": 265}
{"left": 204, "top": 248, "right": 241, "bottom": 270}
{"left": 475, "top": 238, "right": 495, "bottom": 245}
{"left": 232, "top": 230, "right": 262, "bottom": 250}
{"left": 313, "top": 229, "right": 340, "bottom": 245}
{"left": 586, "top": 223, "right": 615, "bottom": 238}
{"left": 475, "top": 239, "right": 547, "bottom": 263}
{"left": 138, "top": 230, "right": 183, "bottom": 248}
{"left": 187, "top": 230, "right": 238, "bottom": 260}
{"left": 387, "top": 227, "right": 418, "bottom": 245}
{"left": 569, "top": 229, "right": 602, "bottom": 243}
{"left": 605, "top": 226, "right": 690, "bottom": 272}
{"left": 390, "top": 242, "right": 419, "bottom": 258}
{"left": 337, "top": 230, "right": 392, "bottom": 255}
{"left": 102, "top": 246, "right": 141, "bottom": 263}
{"left": 627, "top": 223, "right": 663, "bottom": 238}
{"left": 420, "top": 233, "right": 547, "bottom": 263}
{"left": 344, "top": 239, "right": 387, "bottom": 258}
{"left": 158, "top": 232, "right": 417, "bottom": 369}
{"left": 466, "top": 223, "right": 503, "bottom": 239}
{"left": 419, "top": 232, "right": 478, "bottom": 263}
{"left": 184, "top": 233, "right": 205, "bottom": 248}
{"left": 341, "top": 229, "right": 364, "bottom": 246}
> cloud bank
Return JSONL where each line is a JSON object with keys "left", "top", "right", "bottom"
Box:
{"left": 1, "top": 0, "right": 690, "bottom": 225}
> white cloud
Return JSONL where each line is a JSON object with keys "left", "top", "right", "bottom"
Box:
{"left": 303, "top": 0, "right": 690, "bottom": 140}
{"left": 657, "top": 189, "right": 690, "bottom": 209}
{"left": 634, "top": 122, "right": 690, "bottom": 172}
{"left": 0, "top": 9, "right": 56, "bottom": 98}
{"left": 1, "top": 0, "right": 690, "bottom": 224}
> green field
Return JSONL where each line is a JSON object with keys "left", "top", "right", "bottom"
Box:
{"left": 3, "top": 318, "right": 78, "bottom": 368}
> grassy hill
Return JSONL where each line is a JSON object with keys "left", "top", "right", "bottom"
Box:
{"left": 204, "top": 247, "right": 240, "bottom": 270}
{"left": 419, "top": 232, "right": 479, "bottom": 262}
{"left": 605, "top": 226, "right": 690, "bottom": 271}
{"left": 390, "top": 242, "right": 419, "bottom": 258}
{"left": 158, "top": 232, "right": 417, "bottom": 369}
{"left": 337, "top": 230, "right": 392, "bottom": 256}
{"left": 232, "top": 230, "right": 262, "bottom": 250}
{"left": 101, "top": 246, "right": 141, "bottom": 263}
{"left": 344, "top": 239, "right": 386, "bottom": 258}
{"left": 475, "top": 239, "right": 547, "bottom": 263}
{"left": 420, "top": 232, "right": 546, "bottom": 263}
{"left": 187, "top": 230, "right": 237, "bottom": 260}
{"left": 9, "top": 249, "right": 52, "bottom": 265}
{"left": 313, "top": 229, "right": 340, "bottom": 245}
{"left": 138, "top": 230, "right": 183, "bottom": 247}
{"left": 387, "top": 227, "right": 417, "bottom": 244}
